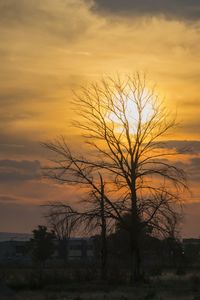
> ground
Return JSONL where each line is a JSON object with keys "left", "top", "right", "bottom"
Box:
{"left": 0, "top": 268, "right": 199, "bottom": 300}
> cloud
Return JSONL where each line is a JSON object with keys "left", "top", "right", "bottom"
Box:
{"left": 164, "top": 155, "right": 200, "bottom": 183}
{"left": 0, "top": 89, "right": 43, "bottom": 106}
{"left": 0, "top": 0, "right": 102, "bottom": 148}
{"left": 0, "top": 0, "right": 92, "bottom": 41}
{"left": 163, "top": 140, "right": 200, "bottom": 154}
{"left": 188, "top": 157, "right": 200, "bottom": 181}
{"left": 144, "top": 141, "right": 200, "bottom": 184}
{"left": 0, "top": 159, "right": 41, "bottom": 182}
{"left": 0, "top": 133, "right": 44, "bottom": 159}
{"left": 0, "top": 195, "right": 19, "bottom": 203}
{"left": 92, "top": 0, "right": 200, "bottom": 21}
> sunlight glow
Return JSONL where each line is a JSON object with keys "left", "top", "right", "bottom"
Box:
{"left": 107, "top": 89, "right": 155, "bottom": 134}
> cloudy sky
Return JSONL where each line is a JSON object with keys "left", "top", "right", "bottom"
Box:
{"left": 0, "top": 0, "right": 200, "bottom": 236}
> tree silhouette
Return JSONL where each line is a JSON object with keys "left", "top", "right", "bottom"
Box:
{"left": 46, "top": 205, "right": 77, "bottom": 261}
{"left": 45, "top": 176, "right": 113, "bottom": 280}
{"left": 43, "top": 74, "right": 187, "bottom": 282}
{"left": 30, "top": 225, "right": 55, "bottom": 266}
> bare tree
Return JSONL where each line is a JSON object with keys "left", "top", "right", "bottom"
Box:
{"left": 45, "top": 204, "right": 79, "bottom": 261}
{"left": 43, "top": 74, "right": 187, "bottom": 282}
{"left": 46, "top": 204, "right": 77, "bottom": 241}
{"left": 45, "top": 174, "right": 114, "bottom": 280}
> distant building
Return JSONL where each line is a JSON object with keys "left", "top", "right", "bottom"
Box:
{"left": 182, "top": 238, "right": 200, "bottom": 266}
{"left": 67, "top": 237, "right": 94, "bottom": 260}
{"left": 182, "top": 238, "right": 200, "bottom": 254}
{"left": 0, "top": 240, "right": 30, "bottom": 264}
{"left": 0, "top": 232, "right": 94, "bottom": 264}
{"left": 0, "top": 232, "right": 32, "bottom": 264}
{"left": 182, "top": 238, "right": 200, "bottom": 246}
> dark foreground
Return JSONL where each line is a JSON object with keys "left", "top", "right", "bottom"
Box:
{"left": 0, "top": 272, "right": 200, "bottom": 300}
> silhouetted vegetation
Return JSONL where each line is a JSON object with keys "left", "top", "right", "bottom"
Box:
{"left": 43, "top": 74, "right": 188, "bottom": 282}
{"left": 30, "top": 225, "right": 55, "bottom": 266}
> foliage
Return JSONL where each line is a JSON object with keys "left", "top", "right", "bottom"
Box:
{"left": 30, "top": 225, "right": 55, "bottom": 265}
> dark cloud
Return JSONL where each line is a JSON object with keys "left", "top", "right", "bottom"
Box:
{"left": 162, "top": 140, "right": 200, "bottom": 154}
{"left": 190, "top": 157, "right": 200, "bottom": 165}
{"left": 0, "top": 159, "right": 41, "bottom": 182}
{"left": 147, "top": 141, "right": 200, "bottom": 183}
{"left": 92, "top": 0, "right": 200, "bottom": 21}
{"left": 0, "top": 132, "right": 46, "bottom": 158}
{"left": 162, "top": 155, "right": 200, "bottom": 183}
{"left": 178, "top": 161, "right": 200, "bottom": 183}
{"left": 188, "top": 157, "right": 200, "bottom": 181}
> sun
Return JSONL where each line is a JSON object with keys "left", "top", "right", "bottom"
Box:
{"left": 107, "top": 88, "right": 155, "bottom": 135}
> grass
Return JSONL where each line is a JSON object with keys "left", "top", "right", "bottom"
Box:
{"left": 0, "top": 267, "right": 199, "bottom": 300}
{"left": 0, "top": 286, "right": 198, "bottom": 300}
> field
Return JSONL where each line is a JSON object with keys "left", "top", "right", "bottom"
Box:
{"left": 0, "top": 267, "right": 200, "bottom": 300}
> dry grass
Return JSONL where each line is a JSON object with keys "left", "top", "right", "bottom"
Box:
{"left": 0, "top": 269, "right": 199, "bottom": 300}
{"left": 0, "top": 289, "right": 198, "bottom": 300}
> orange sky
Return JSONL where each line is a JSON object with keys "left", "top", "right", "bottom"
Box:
{"left": 0, "top": 0, "right": 199, "bottom": 237}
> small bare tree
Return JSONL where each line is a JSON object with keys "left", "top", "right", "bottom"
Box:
{"left": 46, "top": 204, "right": 77, "bottom": 240}
{"left": 46, "top": 204, "right": 78, "bottom": 261}
{"left": 45, "top": 174, "right": 114, "bottom": 280}
{"left": 43, "top": 74, "right": 187, "bottom": 282}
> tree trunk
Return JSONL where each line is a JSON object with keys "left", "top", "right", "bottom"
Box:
{"left": 101, "top": 222, "right": 107, "bottom": 280}
{"left": 130, "top": 235, "right": 142, "bottom": 283}
{"left": 100, "top": 174, "right": 107, "bottom": 281}
{"left": 130, "top": 181, "right": 142, "bottom": 283}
